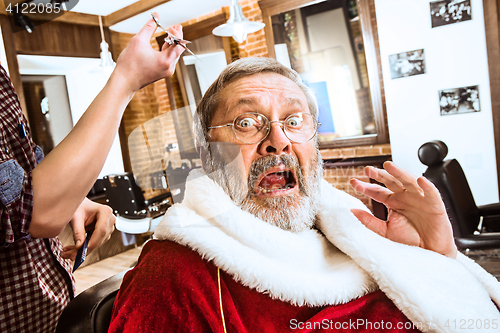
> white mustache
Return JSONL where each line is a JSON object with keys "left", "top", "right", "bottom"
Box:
{"left": 247, "top": 154, "right": 307, "bottom": 197}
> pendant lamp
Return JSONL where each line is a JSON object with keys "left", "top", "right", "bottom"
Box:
{"left": 212, "top": 0, "right": 265, "bottom": 43}
{"left": 98, "top": 16, "right": 115, "bottom": 69}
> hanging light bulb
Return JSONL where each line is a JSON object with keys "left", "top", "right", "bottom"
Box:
{"left": 212, "top": 0, "right": 265, "bottom": 43}
{"left": 98, "top": 16, "right": 115, "bottom": 70}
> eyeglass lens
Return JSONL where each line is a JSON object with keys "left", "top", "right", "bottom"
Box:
{"left": 232, "top": 113, "right": 317, "bottom": 144}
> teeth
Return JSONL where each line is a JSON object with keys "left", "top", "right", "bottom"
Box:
{"left": 259, "top": 186, "right": 271, "bottom": 193}
{"left": 258, "top": 185, "right": 292, "bottom": 193}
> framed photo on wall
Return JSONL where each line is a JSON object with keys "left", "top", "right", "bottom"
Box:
{"left": 388, "top": 49, "right": 426, "bottom": 79}
{"left": 439, "top": 85, "right": 480, "bottom": 116}
{"left": 430, "top": 0, "right": 472, "bottom": 28}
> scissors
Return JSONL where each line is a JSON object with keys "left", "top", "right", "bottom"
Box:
{"left": 151, "top": 13, "right": 202, "bottom": 62}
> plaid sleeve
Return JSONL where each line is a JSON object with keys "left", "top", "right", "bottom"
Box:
{"left": 0, "top": 161, "right": 33, "bottom": 245}
{"left": 0, "top": 65, "right": 37, "bottom": 246}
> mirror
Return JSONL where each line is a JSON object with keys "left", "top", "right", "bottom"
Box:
{"left": 259, "top": 0, "right": 388, "bottom": 148}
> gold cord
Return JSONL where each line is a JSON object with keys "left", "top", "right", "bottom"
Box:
{"left": 217, "top": 268, "right": 228, "bottom": 333}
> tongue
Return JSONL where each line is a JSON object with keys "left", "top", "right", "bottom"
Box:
{"left": 260, "top": 173, "right": 287, "bottom": 190}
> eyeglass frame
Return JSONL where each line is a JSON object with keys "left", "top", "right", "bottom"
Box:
{"left": 207, "top": 112, "right": 320, "bottom": 144}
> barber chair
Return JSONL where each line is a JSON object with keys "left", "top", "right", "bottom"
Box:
{"left": 418, "top": 140, "right": 500, "bottom": 250}
{"left": 55, "top": 270, "right": 126, "bottom": 333}
{"left": 103, "top": 173, "right": 171, "bottom": 234}
{"left": 166, "top": 165, "right": 198, "bottom": 203}
{"left": 87, "top": 179, "right": 106, "bottom": 200}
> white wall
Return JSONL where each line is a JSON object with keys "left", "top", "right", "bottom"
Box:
{"left": 43, "top": 76, "right": 73, "bottom": 146}
{"left": 65, "top": 67, "right": 124, "bottom": 178}
{"left": 375, "top": 0, "right": 498, "bottom": 205}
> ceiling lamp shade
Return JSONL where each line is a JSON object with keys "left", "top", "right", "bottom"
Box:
{"left": 213, "top": 0, "right": 265, "bottom": 43}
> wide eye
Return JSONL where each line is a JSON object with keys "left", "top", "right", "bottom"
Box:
{"left": 237, "top": 117, "right": 256, "bottom": 128}
{"left": 286, "top": 115, "right": 303, "bottom": 128}
{"left": 234, "top": 114, "right": 266, "bottom": 133}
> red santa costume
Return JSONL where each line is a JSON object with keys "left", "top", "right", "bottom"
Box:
{"left": 109, "top": 169, "right": 500, "bottom": 332}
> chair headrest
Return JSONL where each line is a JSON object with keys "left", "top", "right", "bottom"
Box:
{"left": 418, "top": 140, "right": 448, "bottom": 166}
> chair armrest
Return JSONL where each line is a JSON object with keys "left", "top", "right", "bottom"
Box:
{"left": 56, "top": 270, "right": 129, "bottom": 333}
{"left": 115, "top": 216, "right": 152, "bottom": 234}
{"left": 477, "top": 203, "right": 500, "bottom": 216}
{"left": 455, "top": 235, "right": 500, "bottom": 251}
{"left": 144, "top": 192, "right": 171, "bottom": 205}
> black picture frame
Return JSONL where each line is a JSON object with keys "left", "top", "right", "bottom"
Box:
{"left": 430, "top": 0, "right": 472, "bottom": 28}
{"left": 439, "top": 85, "right": 480, "bottom": 116}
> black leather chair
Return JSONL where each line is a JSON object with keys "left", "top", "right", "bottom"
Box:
{"left": 55, "top": 270, "right": 127, "bottom": 333}
{"left": 418, "top": 140, "right": 500, "bottom": 250}
{"left": 103, "top": 173, "right": 171, "bottom": 233}
{"left": 103, "top": 173, "right": 171, "bottom": 219}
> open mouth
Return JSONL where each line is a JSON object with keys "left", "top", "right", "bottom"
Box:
{"left": 256, "top": 167, "right": 297, "bottom": 195}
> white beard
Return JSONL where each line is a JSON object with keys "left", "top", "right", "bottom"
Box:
{"left": 205, "top": 144, "right": 323, "bottom": 232}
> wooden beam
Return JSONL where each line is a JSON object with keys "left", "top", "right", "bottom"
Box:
{"left": 52, "top": 11, "right": 100, "bottom": 26}
{"left": 14, "top": 20, "right": 103, "bottom": 58}
{"left": 1, "top": 1, "right": 24, "bottom": 10}
{"left": 0, "top": 1, "right": 101, "bottom": 26}
{"left": 104, "top": 0, "right": 172, "bottom": 26}
{"left": 1, "top": 0, "right": 174, "bottom": 28}
{"left": 156, "top": 12, "right": 227, "bottom": 49}
{"left": 182, "top": 12, "right": 226, "bottom": 41}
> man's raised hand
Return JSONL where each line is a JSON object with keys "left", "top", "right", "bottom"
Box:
{"left": 112, "top": 12, "right": 185, "bottom": 93}
{"left": 350, "top": 161, "right": 457, "bottom": 258}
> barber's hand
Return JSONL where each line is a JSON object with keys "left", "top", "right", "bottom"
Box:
{"left": 62, "top": 198, "right": 115, "bottom": 261}
{"left": 112, "top": 12, "right": 185, "bottom": 93}
{"left": 350, "top": 161, "right": 457, "bottom": 259}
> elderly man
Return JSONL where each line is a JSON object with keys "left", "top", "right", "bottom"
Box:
{"left": 109, "top": 58, "right": 500, "bottom": 332}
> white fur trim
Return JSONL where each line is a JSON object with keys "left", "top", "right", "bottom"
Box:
{"left": 456, "top": 253, "right": 500, "bottom": 305}
{"left": 155, "top": 169, "right": 500, "bottom": 332}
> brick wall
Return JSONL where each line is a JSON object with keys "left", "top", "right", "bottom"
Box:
{"left": 324, "top": 165, "right": 373, "bottom": 209}
{"left": 229, "top": 0, "right": 269, "bottom": 59}
{"left": 110, "top": 31, "right": 178, "bottom": 199}
{"left": 321, "top": 143, "right": 391, "bottom": 211}
{"left": 320, "top": 143, "right": 391, "bottom": 160}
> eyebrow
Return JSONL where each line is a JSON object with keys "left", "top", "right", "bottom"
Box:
{"left": 222, "top": 96, "right": 306, "bottom": 120}
{"left": 284, "top": 97, "right": 305, "bottom": 108}
{"left": 233, "top": 97, "right": 305, "bottom": 108}
{"left": 234, "top": 98, "right": 258, "bottom": 107}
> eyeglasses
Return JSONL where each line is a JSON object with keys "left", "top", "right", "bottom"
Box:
{"left": 207, "top": 112, "right": 319, "bottom": 144}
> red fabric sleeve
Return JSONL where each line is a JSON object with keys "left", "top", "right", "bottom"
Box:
{"left": 109, "top": 240, "right": 226, "bottom": 333}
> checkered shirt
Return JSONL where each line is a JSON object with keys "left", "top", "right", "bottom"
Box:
{"left": 0, "top": 66, "right": 75, "bottom": 333}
